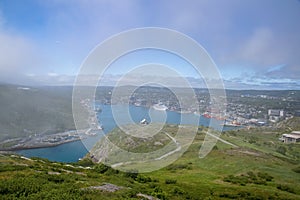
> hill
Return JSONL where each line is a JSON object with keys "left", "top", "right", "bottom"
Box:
{"left": 1, "top": 125, "right": 299, "bottom": 199}
{"left": 276, "top": 117, "right": 300, "bottom": 131}
{"left": 0, "top": 84, "right": 75, "bottom": 143}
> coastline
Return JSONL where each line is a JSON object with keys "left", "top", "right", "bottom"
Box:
{"left": 0, "top": 130, "right": 87, "bottom": 151}
{"left": 2, "top": 138, "right": 82, "bottom": 151}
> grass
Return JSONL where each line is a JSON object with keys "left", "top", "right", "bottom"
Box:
{"left": 1, "top": 125, "right": 300, "bottom": 199}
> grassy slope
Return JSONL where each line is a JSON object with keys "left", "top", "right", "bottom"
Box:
{"left": 0, "top": 84, "right": 75, "bottom": 142}
{"left": 1, "top": 123, "right": 300, "bottom": 199}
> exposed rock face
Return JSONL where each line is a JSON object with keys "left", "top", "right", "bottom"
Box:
{"left": 137, "top": 193, "right": 160, "bottom": 200}
{"left": 85, "top": 183, "right": 124, "bottom": 192}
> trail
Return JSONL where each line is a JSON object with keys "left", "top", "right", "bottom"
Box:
{"left": 111, "top": 131, "right": 181, "bottom": 167}
{"left": 154, "top": 132, "right": 181, "bottom": 160}
{"left": 206, "top": 132, "right": 238, "bottom": 147}
{"left": 110, "top": 131, "right": 238, "bottom": 168}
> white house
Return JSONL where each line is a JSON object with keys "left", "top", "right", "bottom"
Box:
{"left": 281, "top": 131, "right": 300, "bottom": 143}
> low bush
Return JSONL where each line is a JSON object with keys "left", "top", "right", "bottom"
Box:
{"left": 276, "top": 146, "right": 287, "bottom": 155}
{"left": 165, "top": 179, "right": 177, "bottom": 184}
{"left": 93, "top": 163, "right": 109, "bottom": 174}
{"left": 172, "top": 186, "right": 186, "bottom": 195}
{"left": 292, "top": 166, "right": 300, "bottom": 173}
{"left": 136, "top": 175, "right": 152, "bottom": 183}
{"left": 151, "top": 186, "right": 168, "bottom": 200}
{"left": 166, "top": 163, "right": 191, "bottom": 171}
{"left": 124, "top": 169, "right": 139, "bottom": 179}
{"left": 257, "top": 172, "right": 273, "bottom": 181}
{"left": 0, "top": 164, "right": 27, "bottom": 172}
{"left": 277, "top": 184, "right": 295, "bottom": 194}
{"left": 224, "top": 171, "right": 273, "bottom": 186}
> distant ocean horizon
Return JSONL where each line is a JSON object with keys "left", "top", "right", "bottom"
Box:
{"left": 17, "top": 104, "right": 234, "bottom": 163}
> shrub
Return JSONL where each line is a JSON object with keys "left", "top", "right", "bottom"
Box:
{"left": 0, "top": 177, "right": 44, "bottom": 197}
{"left": 224, "top": 175, "right": 248, "bottom": 186}
{"left": 94, "top": 163, "right": 109, "bottom": 173}
{"left": 136, "top": 175, "right": 152, "bottom": 183}
{"left": 224, "top": 171, "right": 273, "bottom": 186}
{"left": 166, "top": 164, "right": 190, "bottom": 171}
{"left": 247, "top": 136, "right": 258, "bottom": 144}
{"left": 172, "top": 186, "right": 185, "bottom": 195}
{"left": 292, "top": 166, "right": 300, "bottom": 173}
{"left": 165, "top": 179, "right": 177, "bottom": 184}
{"left": 276, "top": 146, "right": 287, "bottom": 155}
{"left": 77, "top": 158, "right": 94, "bottom": 167}
{"left": 277, "top": 184, "right": 295, "bottom": 194}
{"left": 47, "top": 175, "right": 65, "bottom": 183}
{"left": 105, "top": 167, "right": 119, "bottom": 175}
{"left": 257, "top": 172, "right": 273, "bottom": 181}
{"left": 0, "top": 164, "right": 27, "bottom": 172}
{"left": 246, "top": 171, "right": 256, "bottom": 179}
{"left": 124, "top": 169, "right": 139, "bottom": 179}
{"left": 151, "top": 186, "right": 168, "bottom": 200}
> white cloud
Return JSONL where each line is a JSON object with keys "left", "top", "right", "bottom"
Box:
{"left": 47, "top": 72, "right": 59, "bottom": 77}
{"left": 0, "top": 33, "right": 35, "bottom": 71}
{"left": 236, "top": 27, "right": 294, "bottom": 68}
{"left": 26, "top": 73, "right": 36, "bottom": 77}
{"left": 0, "top": 29, "right": 45, "bottom": 86}
{"left": 0, "top": 9, "right": 48, "bottom": 86}
{"left": 0, "top": 0, "right": 299, "bottom": 89}
{"left": 240, "top": 28, "right": 274, "bottom": 64}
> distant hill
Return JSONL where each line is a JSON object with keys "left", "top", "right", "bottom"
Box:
{"left": 0, "top": 84, "right": 75, "bottom": 141}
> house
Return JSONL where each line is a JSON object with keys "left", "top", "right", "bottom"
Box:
{"left": 280, "top": 131, "right": 300, "bottom": 143}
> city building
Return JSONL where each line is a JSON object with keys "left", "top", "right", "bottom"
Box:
{"left": 268, "top": 109, "right": 285, "bottom": 117}
{"left": 294, "top": 110, "right": 300, "bottom": 117}
{"left": 268, "top": 109, "right": 285, "bottom": 122}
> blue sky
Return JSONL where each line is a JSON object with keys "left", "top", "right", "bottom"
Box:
{"left": 0, "top": 0, "right": 299, "bottom": 89}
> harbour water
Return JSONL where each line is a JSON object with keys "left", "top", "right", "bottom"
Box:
{"left": 17, "top": 104, "right": 234, "bottom": 162}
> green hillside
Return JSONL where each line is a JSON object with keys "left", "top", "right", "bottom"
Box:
{"left": 0, "top": 84, "right": 75, "bottom": 142}
{"left": 1, "top": 125, "right": 299, "bottom": 200}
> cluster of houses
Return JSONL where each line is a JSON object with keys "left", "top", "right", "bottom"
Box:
{"left": 280, "top": 131, "right": 300, "bottom": 144}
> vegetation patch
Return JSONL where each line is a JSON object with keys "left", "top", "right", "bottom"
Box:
{"left": 292, "top": 166, "right": 300, "bottom": 173}
{"left": 165, "top": 163, "right": 191, "bottom": 171}
{"left": 164, "top": 179, "right": 177, "bottom": 184}
{"left": 1, "top": 121, "right": 300, "bottom": 200}
{"left": 223, "top": 171, "right": 273, "bottom": 186}
{"left": 0, "top": 163, "right": 27, "bottom": 172}
{"left": 277, "top": 184, "right": 296, "bottom": 194}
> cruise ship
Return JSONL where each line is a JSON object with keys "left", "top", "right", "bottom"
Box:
{"left": 153, "top": 103, "right": 168, "bottom": 111}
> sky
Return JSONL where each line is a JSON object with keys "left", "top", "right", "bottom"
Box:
{"left": 0, "top": 0, "right": 299, "bottom": 89}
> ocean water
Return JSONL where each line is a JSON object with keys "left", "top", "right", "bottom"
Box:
{"left": 16, "top": 104, "right": 231, "bottom": 163}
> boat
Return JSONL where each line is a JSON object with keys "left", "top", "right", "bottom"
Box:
{"left": 221, "top": 122, "right": 240, "bottom": 127}
{"left": 221, "top": 120, "right": 241, "bottom": 127}
{"left": 193, "top": 111, "right": 201, "bottom": 116}
{"left": 153, "top": 103, "right": 168, "bottom": 111}
{"left": 97, "top": 125, "right": 104, "bottom": 130}
{"left": 95, "top": 107, "right": 102, "bottom": 112}
{"left": 203, "top": 113, "right": 212, "bottom": 118}
{"left": 85, "top": 129, "right": 98, "bottom": 136}
{"left": 140, "top": 118, "right": 149, "bottom": 125}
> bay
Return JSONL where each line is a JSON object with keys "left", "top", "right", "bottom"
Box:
{"left": 16, "top": 104, "right": 233, "bottom": 162}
